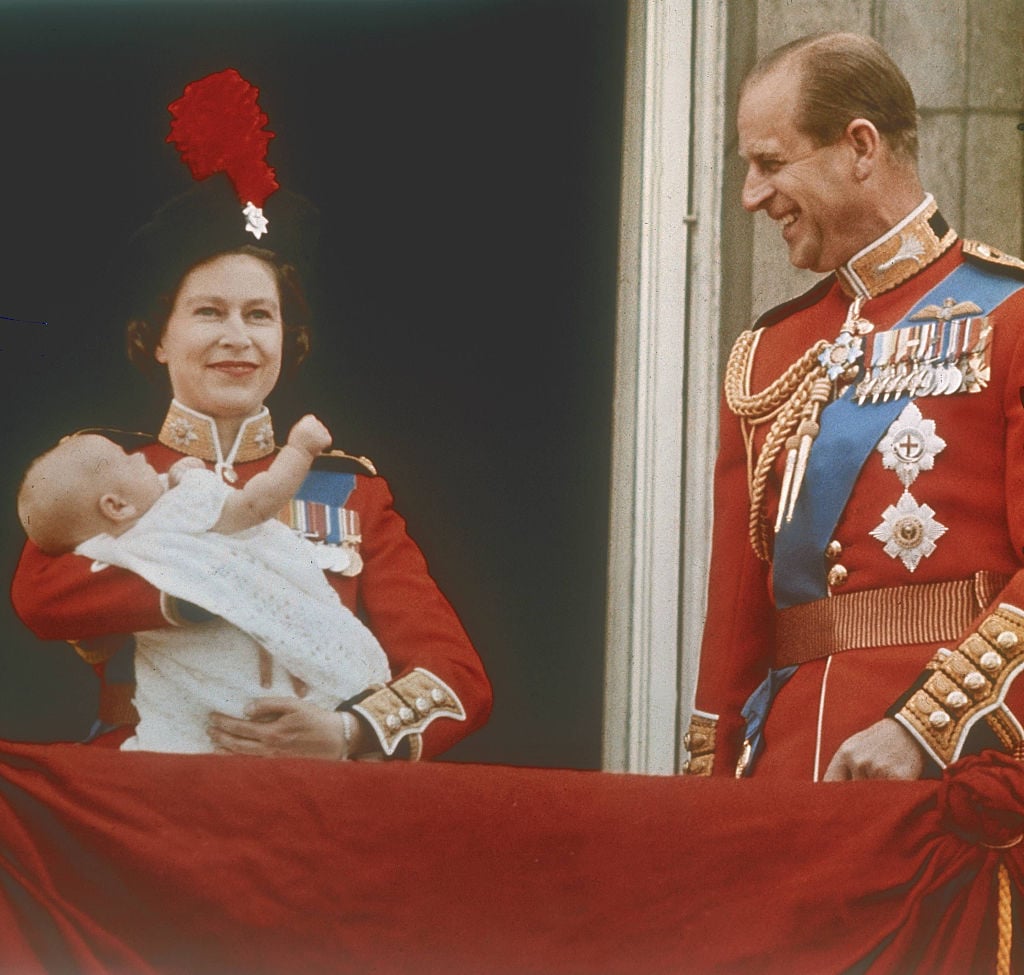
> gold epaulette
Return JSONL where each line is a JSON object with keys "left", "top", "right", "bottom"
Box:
{"left": 312, "top": 449, "right": 378, "bottom": 477}
{"left": 963, "top": 240, "right": 1024, "bottom": 277}
{"left": 62, "top": 427, "right": 155, "bottom": 450}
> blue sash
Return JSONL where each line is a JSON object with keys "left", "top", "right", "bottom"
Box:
{"left": 772, "top": 261, "right": 1024, "bottom": 608}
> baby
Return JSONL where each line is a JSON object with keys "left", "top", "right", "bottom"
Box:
{"left": 18, "top": 415, "right": 390, "bottom": 753}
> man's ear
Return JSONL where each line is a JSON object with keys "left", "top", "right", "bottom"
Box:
{"left": 844, "top": 117, "right": 882, "bottom": 180}
{"left": 98, "top": 493, "right": 137, "bottom": 524}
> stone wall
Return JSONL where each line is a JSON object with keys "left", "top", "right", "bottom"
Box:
{"left": 720, "top": 0, "right": 1024, "bottom": 341}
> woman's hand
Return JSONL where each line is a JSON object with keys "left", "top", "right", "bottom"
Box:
{"left": 207, "top": 698, "right": 372, "bottom": 760}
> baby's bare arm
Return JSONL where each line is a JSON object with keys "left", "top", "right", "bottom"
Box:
{"left": 212, "top": 415, "right": 331, "bottom": 534}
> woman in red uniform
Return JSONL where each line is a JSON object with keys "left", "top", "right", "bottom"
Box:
{"left": 10, "top": 69, "right": 491, "bottom": 762}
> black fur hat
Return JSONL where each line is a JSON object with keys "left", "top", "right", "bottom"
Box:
{"left": 123, "top": 172, "right": 320, "bottom": 318}
{"left": 122, "top": 68, "right": 320, "bottom": 318}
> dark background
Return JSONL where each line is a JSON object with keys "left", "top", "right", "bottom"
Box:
{"left": 0, "top": 0, "right": 627, "bottom": 768}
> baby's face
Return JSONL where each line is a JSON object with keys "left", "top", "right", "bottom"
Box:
{"left": 84, "top": 437, "right": 164, "bottom": 516}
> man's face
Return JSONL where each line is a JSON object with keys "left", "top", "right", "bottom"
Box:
{"left": 737, "top": 66, "right": 866, "bottom": 273}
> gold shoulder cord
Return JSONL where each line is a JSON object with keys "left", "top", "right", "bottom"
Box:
{"left": 723, "top": 331, "right": 830, "bottom": 561}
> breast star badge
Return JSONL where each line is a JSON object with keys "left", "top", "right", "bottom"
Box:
{"left": 876, "top": 402, "right": 946, "bottom": 487}
{"left": 869, "top": 491, "right": 947, "bottom": 572}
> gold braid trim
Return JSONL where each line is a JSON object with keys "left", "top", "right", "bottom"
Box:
{"left": 724, "top": 331, "right": 829, "bottom": 560}
{"left": 997, "top": 861, "right": 1013, "bottom": 975}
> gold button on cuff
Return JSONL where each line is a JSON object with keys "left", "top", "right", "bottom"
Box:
{"left": 997, "top": 630, "right": 1019, "bottom": 649}
{"left": 682, "top": 713, "right": 718, "bottom": 777}
{"left": 965, "top": 671, "right": 987, "bottom": 691}
{"left": 687, "top": 754, "right": 712, "bottom": 776}
{"left": 825, "top": 540, "right": 843, "bottom": 561}
{"left": 946, "top": 690, "right": 969, "bottom": 709}
{"left": 351, "top": 668, "right": 468, "bottom": 759}
{"left": 981, "top": 651, "right": 1003, "bottom": 672}
{"left": 900, "top": 604, "right": 1024, "bottom": 768}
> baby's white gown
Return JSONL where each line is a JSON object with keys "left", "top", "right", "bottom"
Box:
{"left": 77, "top": 468, "right": 390, "bottom": 753}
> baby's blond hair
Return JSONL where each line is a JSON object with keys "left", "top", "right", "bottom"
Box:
{"left": 18, "top": 435, "right": 118, "bottom": 555}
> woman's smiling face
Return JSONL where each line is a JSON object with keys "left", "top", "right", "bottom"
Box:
{"left": 155, "top": 253, "right": 284, "bottom": 432}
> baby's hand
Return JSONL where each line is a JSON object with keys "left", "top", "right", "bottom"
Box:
{"left": 167, "top": 456, "right": 205, "bottom": 486}
{"left": 288, "top": 414, "right": 332, "bottom": 457}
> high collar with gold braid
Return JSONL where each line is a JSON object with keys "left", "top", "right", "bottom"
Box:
{"left": 835, "top": 193, "right": 957, "bottom": 300}
{"left": 158, "top": 400, "right": 275, "bottom": 482}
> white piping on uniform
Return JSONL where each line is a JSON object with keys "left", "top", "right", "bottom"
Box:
{"left": 812, "top": 656, "right": 833, "bottom": 783}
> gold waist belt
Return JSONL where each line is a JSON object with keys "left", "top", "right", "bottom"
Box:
{"left": 773, "top": 571, "right": 1011, "bottom": 668}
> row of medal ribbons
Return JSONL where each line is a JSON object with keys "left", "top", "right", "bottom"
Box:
{"left": 855, "top": 315, "right": 992, "bottom": 404}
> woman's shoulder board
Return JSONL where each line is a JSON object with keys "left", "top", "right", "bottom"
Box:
{"left": 311, "top": 449, "right": 378, "bottom": 477}
{"left": 67, "top": 427, "right": 156, "bottom": 450}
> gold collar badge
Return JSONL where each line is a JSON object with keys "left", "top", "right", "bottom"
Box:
{"left": 158, "top": 400, "right": 276, "bottom": 482}
{"left": 836, "top": 195, "right": 957, "bottom": 300}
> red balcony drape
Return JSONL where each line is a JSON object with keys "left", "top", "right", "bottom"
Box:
{"left": 1, "top": 742, "right": 1022, "bottom": 974}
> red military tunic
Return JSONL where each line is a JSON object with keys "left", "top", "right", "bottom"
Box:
{"left": 11, "top": 403, "right": 492, "bottom": 761}
{"left": 685, "top": 196, "right": 1024, "bottom": 779}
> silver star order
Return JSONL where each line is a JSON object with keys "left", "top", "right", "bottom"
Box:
{"left": 869, "top": 490, "right": 947, "bottom": 572}
{"left": 253, "top": 422, "right": 274, "bottom": 452}
{"left": 168, "top": 417, "right": 198, "bottom": 447}
{"left": 818, "top": 329, "right": 863, "bottom": 380}
{"left": 876, "top": 402, "right": 946, "bottom": 487}
{"left": 243, "top": 202, "right": 269, "bottom": 240}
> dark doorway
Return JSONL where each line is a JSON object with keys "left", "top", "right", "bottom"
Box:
{"left": 0, "top": 0, "right": 626, "bottom": 769}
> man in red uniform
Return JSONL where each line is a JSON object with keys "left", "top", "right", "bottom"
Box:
{"left": 684, "top": 32, "right": 1024, "bottom": 781}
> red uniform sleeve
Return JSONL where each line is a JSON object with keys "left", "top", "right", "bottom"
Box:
{"left": 10, "top": 542, "right": 167, "bottom": 641}
{"left": 684, "top": 390, "right": 775, "bottom": 777}
{"left": 342, "top": 476, "right": 492, "bottom": 760}
{"left": 894, "top": 289, "right": 1024, "bottom": 765}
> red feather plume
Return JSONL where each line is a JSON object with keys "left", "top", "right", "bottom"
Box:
{"left": 166, "top": 68, "right": 279, "bottom": 209}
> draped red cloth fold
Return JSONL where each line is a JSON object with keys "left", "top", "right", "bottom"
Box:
{"left": 1, "top": 742, "right": 1022, "bottom": 974}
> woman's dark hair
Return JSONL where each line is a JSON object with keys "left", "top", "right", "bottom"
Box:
{"left": 125, "top": 244, "right": 311, "bottom": 385}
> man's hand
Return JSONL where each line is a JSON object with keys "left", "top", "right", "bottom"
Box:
{"left": 207, "top": 697, "right": 368, "bottom": 760}
{"left": 823, "top": 717, "right": 926, "bottom": 780}
{"left": 287, "top": 414, "right": 332, "bottom": 458}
